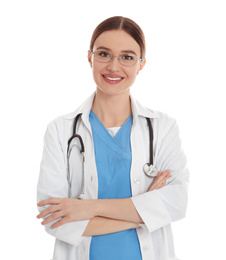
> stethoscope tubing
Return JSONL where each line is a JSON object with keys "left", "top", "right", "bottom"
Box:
{"left": 146, "top": 117, "right": 153, "bottom": 166}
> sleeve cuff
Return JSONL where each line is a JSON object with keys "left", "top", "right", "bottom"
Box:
{"left": 131, "top": 190, "right": 171, "bottom": 233}
{"left": 45, "top": 219, "right": 89, "bottom": 246}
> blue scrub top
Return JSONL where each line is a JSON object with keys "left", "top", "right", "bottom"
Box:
{"left": 89, "top": 111, "right": 142, "bottom": 260}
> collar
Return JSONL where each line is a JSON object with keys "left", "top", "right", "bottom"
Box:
{"left": 130, "top": 95, "right": 160, "bottom": 120}
{"left": 63, "top": 92, "right": 160, "bottom": 122}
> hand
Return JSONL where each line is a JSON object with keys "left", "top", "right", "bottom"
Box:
{"left": 148, "top": 170, "right": 171, "bottom": 192}
{"left": 37, "top": 198, "right": 96, "bottom": 229}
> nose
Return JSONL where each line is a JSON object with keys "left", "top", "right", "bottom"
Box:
{"left": 106, "top": 56, "right": 121, "bottom": 72}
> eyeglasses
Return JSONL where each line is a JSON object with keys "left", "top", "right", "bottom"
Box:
{"left": 90, "top": 50, "right": 143, "bottom": 67}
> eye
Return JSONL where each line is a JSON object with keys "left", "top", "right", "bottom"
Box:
{"left": 122, "top": 54, "right": 135, "bottom": 60}
{"left": 97, "top": 51, "right": 110, "bottom": 58}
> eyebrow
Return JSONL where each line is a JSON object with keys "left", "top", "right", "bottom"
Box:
{"left": 96, "top": 46, "right": 137, "bottom": 55}
{"left": 96, "top": 46, "right": 111, "bottom": 51}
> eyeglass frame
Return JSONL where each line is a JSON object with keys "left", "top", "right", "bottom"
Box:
{"left": 90, "top": 50, "right": 144, "bottom": 67}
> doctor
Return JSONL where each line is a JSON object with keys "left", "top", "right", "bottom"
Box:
{"left": 37, "top": 16, "right": 189, "bottom": 260}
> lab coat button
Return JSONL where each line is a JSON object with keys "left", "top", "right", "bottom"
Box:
{"left": 134, "top": 178, "right": 140, "bottom": 184}
{"left": 143, "top": 245, "right": 149, "bottom": 251}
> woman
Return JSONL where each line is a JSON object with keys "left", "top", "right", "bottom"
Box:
{"left": 37, "top": 16, "right": 189, "bottom": 260}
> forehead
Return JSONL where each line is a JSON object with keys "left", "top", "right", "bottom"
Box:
{"left": 93, "top": 30, "right": 141, "bottom": 55}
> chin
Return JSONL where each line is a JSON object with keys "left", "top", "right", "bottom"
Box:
{"left": 96, "top": 85, "right": 131, "bottom": 97}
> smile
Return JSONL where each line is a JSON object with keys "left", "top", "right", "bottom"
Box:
{"left": 102, "top": 74, "right": 124, "bottom": 84}
{"left": 105, "top": 76, "right": 122, "bottom": 80}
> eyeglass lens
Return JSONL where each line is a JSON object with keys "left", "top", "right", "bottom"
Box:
{"left": 93, "top": 50, "right": 139, "bottom": 66}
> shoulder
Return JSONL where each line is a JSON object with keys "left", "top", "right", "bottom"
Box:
{"left": 45, "top": 92, "right": 95, "bottom": 133}
{"left": 43, "top": 109, "right": 79, "bottom": 144}
{"left": 131, "top": 94, "right": 177, "bottom": 126}
{"left": 151, "top": 109, "right": 177, "bottom": 126}
{"left": 138, "top": 103, "right": 177, "bottom": 128}
{"left": 142, "top": 107, "right": 179, "bottom": 140}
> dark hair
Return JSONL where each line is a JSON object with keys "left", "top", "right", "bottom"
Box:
{"left": 90, "top": 16, "right": 146, "bottom": 59}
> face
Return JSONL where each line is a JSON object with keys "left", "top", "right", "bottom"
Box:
{"left": 88, "top": 30, "right": 146, "bottom": 97}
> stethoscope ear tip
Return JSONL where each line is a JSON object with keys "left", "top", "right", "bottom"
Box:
{"left": 143, "top": 163, "right": 158, "bottom": 177}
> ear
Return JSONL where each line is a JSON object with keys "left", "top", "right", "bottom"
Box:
{"left": 137, "top": 59, "right": 146, "bottom": 75}
{"left": 88, "top": 50, "right": 92, "bottom": 68}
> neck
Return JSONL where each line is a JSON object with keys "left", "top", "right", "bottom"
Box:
{"left": 92, "top": 89, "right": 132, "bottom": 128}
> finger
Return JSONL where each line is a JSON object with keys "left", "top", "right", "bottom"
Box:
{"left": 162, "top": 171, "right": 171, "bottom": 183}
{"left": 156, "top": 172, "right": 171, "bottom": 188}
{"left": 152, "top": 171, "right": 171, "bottom": 189}
{"left": 157, "top": 171, "right": 163, "bottom": 177}
{"left": 163, "top": 172, "right": 171, "bottom": 182}
{"left": 148, "top": 170, "right": 171, "bottom": 191}
{"left": 153, "top": 171, "right": 169, "bottom": 186}
{"left": 37, "top": 205, "right": 60, "bottom": 219}
{"left": 153, "top": 180, "right": 165, "bottom": 190}
{"left": 152, "top": 171, "right": 163, "bottom": 184}
{"left": 147, "top": 173, "right": 160, "bottom": 191}
{"left": 51, "top": 216, "right": 71, "bottom": 229}
{"left": 160, "top": 181, "right": 166, "bottom": 188}
{"left": 159, "top": 170, "right": 170, "bottom": 180}
{"left": 41, "top": 211, "right": 64, "bottom": 225}
{"left": 154, "top": 179, "right": 166, "bottom": 190}
{"left": 37, "top": 198, "right": 62, "bottom": 207}
{"left": 163, "top": 169, "right": 170, "bottom": 175}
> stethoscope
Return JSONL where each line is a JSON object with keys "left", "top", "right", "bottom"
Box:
{"left": 67, "top": 113, "right": 158, "bottom": 199}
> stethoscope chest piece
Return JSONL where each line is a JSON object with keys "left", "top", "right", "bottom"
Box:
{"left": 143, "top": 163, "right": 158, "bottom": 177}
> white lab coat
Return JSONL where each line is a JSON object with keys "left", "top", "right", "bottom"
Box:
{"left": 37, "top": 92, "right": 189, "bottom": 260}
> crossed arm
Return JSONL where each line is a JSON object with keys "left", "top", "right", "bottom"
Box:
{"left": 37, "top": 170, "right": 171, "bottom": 236}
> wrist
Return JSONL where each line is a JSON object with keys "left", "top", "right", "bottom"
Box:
{"left": 92, "top": 199, "right": 102, "bottom": 217}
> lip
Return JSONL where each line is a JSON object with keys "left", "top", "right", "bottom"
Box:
{"left": 102, "top": 74, "right": 125, "bottom": 84}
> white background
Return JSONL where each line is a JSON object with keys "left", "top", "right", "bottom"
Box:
{"left": 1, "top": 0, "right": 225, "bottom": 259}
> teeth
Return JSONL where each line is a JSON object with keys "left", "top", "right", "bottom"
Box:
{"left": 105, "top": 76, "right": 122, "bottom": 81}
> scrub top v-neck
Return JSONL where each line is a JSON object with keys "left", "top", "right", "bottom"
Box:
{"left": 89, "top": 110, "right": 142, "bottom": 260}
